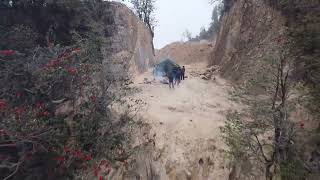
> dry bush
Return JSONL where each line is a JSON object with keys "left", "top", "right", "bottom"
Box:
{"left": 221, "top": 36, "right": 313, "bottom": 180}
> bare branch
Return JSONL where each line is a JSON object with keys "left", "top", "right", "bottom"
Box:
{"left": 3, "top": 160, "right": 23, "bottom": 180}
{"left": 253, "top": 133, "right": 272, "bottom": 163}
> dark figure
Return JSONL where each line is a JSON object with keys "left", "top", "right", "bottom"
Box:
{"left": 175, "top": 68, "right": 181, "bottom": 86}
{"left": 168, "top": 73, "right": 174, "bottom": 89}
{"left": 181, "top": 66, "right": 185, "bottom": 80}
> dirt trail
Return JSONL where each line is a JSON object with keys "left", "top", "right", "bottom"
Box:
{"left": 132, "top": 63, "right": 237, "bottom": 179}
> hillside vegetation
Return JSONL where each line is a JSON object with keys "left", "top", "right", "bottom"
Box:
{"left": 211, "top": 0, "right": 320, "bottom": 179}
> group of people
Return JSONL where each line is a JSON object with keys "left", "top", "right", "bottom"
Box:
{"left": 168, "top": 66, "right": 185, "bottom": 89}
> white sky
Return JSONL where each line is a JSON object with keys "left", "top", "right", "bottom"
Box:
{"left": 114, "top": 0, "right": 213, "bottom": 49}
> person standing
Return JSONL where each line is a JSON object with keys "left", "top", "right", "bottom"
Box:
{"left": 175, "top": 68, "right": 181, "bottom": 86}
{"left": 181, "top": 66, "right": 186, "bottom": 80}
{"left": 168, "top": 73, "right": 174, "bottom": 89}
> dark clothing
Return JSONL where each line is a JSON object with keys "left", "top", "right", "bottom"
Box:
{"left": 181, "top": 67, "right": 185, "bottom": 80}
{"left": 175, "top": 69, "right": 181, "bottom": 85}
{"left": 180, "top": 73, "right": 184, "bottom": 80}
{"left": 168, "top": 75, "right": 174, "bottom": 83}
{"left": 168, "top": 74, "right": 174, "bottom": 89}
{"left": 175, "top": 70, "right": 181, "bottom": 81}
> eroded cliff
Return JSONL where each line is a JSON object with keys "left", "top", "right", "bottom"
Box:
{"left": 210, "top": 0, "right": 319, "bottom": 83}
{"left": 210, "top": 0, "right": 286, "bottom": 81}
{"left": 103, "top": 2, "right": 155, "bottom": 80}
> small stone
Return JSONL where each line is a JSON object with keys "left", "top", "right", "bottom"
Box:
{"left": 199, "top": 158, "right": 204, "bottom": 165}
{"left": 201, "top": 75, "right": 210, "bottom": 80}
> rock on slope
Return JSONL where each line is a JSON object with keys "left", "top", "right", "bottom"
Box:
{"left": 155, "top": 41, "right": 213, "bottom": 65}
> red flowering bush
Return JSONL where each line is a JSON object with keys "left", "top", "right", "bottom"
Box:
{"left": 299, "top": 122, "right": 305, "bottom": 129}
{"left": 0, "top": 1, "right": 141, "bottom": 179}
{"left": 0, "top": 46, "right": 83, "bottom": 178}
{"left": 0, "top": 44, "right": 134, "bottom": 179}
{"left": 0, "top": 50, "right": 16, "bottom": 56}
{"left": 93, "top": 159, "right": 112, "bottom": 178}
{"left": 0, "top": 100, "right": 7, "bottom": 110}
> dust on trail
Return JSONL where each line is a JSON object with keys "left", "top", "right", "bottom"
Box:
{"left": 132, "top": 63, "right": 238, "bottom": 179}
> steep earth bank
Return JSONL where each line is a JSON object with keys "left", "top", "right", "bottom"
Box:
{"left": 210, "top": 0, "right": 286, "bottom": 81}
{"left": 209, "top": 0, "right": 320, "bottom": 178}
{"left": 89, "top": 1, "right": 156, "bottom": 104}
{"left": 103, "top": 2, "right": 155, "bottom": 82}
{"left": 210, "top": 0, "right": 319, "bottom": 83}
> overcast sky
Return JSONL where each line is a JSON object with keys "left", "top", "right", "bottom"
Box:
{"left": 115, "top": 0, "right": 213, "bottom": 49}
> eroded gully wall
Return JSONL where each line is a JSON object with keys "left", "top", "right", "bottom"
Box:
{"left": 210, "top": 0, "right": 286, "bottom": 82}
{"left": 102, "top": 2, "right": 155, "bottom": 82}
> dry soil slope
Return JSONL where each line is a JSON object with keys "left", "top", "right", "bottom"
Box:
{"left": 155, "top": 41, "right": 214, "bottom": 65}
{"left": 132, "top": 64, "right": 238, "bottom": 180}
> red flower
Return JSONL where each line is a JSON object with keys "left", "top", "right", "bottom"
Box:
{"left": 49, "top": 147, "right": 56, "bottom": 152}
{"left": 93, "top": 164, "right": 100, "bottom": 176}
{"left": 55, "top": 156, "right": 66, "bottom": 163}
{"left": 73, "top": 150, "right": 83, "bottom": 159}
{"left": 62, "top": 52, "right": 70, "bottom": 57}
{"left": 99, "top": 160, "right": 110, "bottom": 168}
{"left": 66, "top": 67, "right": 78, "bottom": 75}
{"left": 0, "top": 129, "right": 7, "bottom": 136}
{"left": 25, "top": 153, "right": 34, "bottom": 160}
{"left": 62, "top": 52, "right": 73, "bottom": 59}
{"left": 36, "top": 102, "right": 44, "bottom": 109}
{"left": 82, "top": 165, "right": 88, "bottom": 171}
{"left": 0, "top": 50, "right": 16, "bottom": 56}
{"left": 63, "top": 146, "right": 71, "bottom": 153}
{"left": 16, "top": 92, "right": 23, "bottom": 98}
{"left": 300, "top": 122, "right": 305, "bottom": 129}
{"left": 90, "top": 96, "right": 97, "bottom": 102}
{"left": 84, "top": 154, "right": 93, "bottom": 161}
{"left": 46, "top": 59, "right": 61, "bottom": 68}
{"left": 99, "top": 176, "right": 104, "bottom": 180}
{"left": 0, "top": 100, "right": 7, "bottom": 110}
{"left": 14, "top": 106, "right": 26, "bottom": 115}
{"left": 72, "top": 48, "right": 81, "bottom": 54}
{"left": 39, "top": 111, "right": 50, "bottom": 117}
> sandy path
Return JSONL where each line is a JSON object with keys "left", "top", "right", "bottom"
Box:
{"left": 132, "top": 63, "right": 237, "bottom": 179}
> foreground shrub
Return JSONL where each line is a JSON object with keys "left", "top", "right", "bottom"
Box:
{"left": 0, "top": 44, "right": 134, "bottom": 179}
